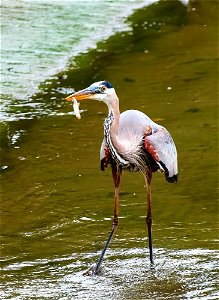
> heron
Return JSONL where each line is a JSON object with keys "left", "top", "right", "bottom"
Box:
{"left": 66, "top": 80, "right": 178, "bottom": 275}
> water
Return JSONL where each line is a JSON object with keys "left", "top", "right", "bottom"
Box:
{"left": 0, "top": 0, "right": 218, "bottom": 299}
{"left": 1, "top": 0, "right": 157, "bottom": 121}
{"left": 1, "top": 248, "right": 218, "bottom": 299}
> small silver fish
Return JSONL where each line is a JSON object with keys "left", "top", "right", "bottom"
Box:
{"left": 72, "top": 97, "right": 81, "bottom": 119}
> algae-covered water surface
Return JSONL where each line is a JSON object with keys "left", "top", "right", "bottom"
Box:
{"left": 0, "top": 1, "right": 218, "bottom": 299}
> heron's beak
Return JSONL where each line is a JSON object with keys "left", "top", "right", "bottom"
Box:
{"left": 65, "top": 88, "right": 95, "bottom": 102}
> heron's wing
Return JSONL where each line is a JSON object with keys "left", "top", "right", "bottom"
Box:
{"left": 145, "top": 127, "right": 178, "bottom": 183}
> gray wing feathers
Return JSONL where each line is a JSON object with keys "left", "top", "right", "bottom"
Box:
{"left": 146, "top": 127, "right": 178, "bottom": 181}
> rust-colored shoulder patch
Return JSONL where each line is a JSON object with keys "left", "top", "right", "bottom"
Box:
{"left": 144, "top": 137, "right": 159, "bottom": 161}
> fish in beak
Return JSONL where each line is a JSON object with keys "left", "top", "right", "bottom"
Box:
{"left": 65, "top": 87, "right": 96, "bottom": 102}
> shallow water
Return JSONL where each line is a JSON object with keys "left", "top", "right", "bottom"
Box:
{"left": 1, "top": 248, "right": 219, "bottom": 299}
{"left": 0, "top": 1, "right": 218, "bottom": 299}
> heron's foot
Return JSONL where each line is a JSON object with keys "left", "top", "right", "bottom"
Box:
{"left": 83, "top": 264, "right": 105, "bottom": 276}
{"left": 149, "top": 261, "right": 155, "bottom": 269}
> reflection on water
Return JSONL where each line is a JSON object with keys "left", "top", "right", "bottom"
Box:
{"left": 1, "top": 248, "right": 218, "bottom": 299}
{"left": 1, "top": 0, "right": 156, "bottom": 121}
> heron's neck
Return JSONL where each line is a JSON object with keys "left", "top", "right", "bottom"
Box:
{"left": 104, "top": 100, "right": 128, "bottom": 165}
{"left": 109, "top": 103, "right": 120, "bottom": 138}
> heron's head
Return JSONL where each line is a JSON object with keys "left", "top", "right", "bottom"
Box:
{"left": 65, "top": 81, "right": 117, "bottom": 106}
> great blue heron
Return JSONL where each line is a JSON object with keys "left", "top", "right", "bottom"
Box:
{"left": 66, "top": 81, "right": 178, "bottom": 275}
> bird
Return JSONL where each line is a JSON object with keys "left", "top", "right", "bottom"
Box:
{"left": 66, "top": 80, "right": 178, "bottom": 275}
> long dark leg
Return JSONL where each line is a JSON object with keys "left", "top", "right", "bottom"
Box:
{"left": 93, "top": 166, "right": 121, "bottom": 275}
{"left": 145, "top": 170, "right": 153, "bottom": 264}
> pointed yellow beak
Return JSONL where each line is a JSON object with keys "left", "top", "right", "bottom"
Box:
{"left": 65, "top": 88, "right": 95, "bottom": 102}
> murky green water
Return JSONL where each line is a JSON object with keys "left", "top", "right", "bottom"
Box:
{"left": 0, "top": 1, "right": 218, "bottom": 299}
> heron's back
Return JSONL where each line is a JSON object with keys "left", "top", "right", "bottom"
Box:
{"left": 118, "top": 109, "right": 158, "bottom": 142}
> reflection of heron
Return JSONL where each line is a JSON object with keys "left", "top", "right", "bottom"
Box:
{"left": 66, "top": 81, "right": 178, "bottom": 275}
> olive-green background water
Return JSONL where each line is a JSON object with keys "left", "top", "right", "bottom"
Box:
{"left": 1, "top": 1, "right": 218, "bottom": 299}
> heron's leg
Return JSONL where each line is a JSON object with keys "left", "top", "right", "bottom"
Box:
{"left": 93, "top": 166, "right": 121, "bottom": 275}
{"left": 145, "top": 170, "right": 153, "bottom": 264}
{"left": 112, "top": 165, "right": 121, "bottom": 227}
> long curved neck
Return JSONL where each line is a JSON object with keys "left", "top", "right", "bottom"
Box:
{"left": 108, "top": 100, "right": 120, "bottom": 145}
{"left": 104, "top": 99, "right": 128, "bottom": 165}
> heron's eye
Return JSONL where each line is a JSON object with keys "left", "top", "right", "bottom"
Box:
{"left": 101, "top": 86, "right": 106, "bottom": 92}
